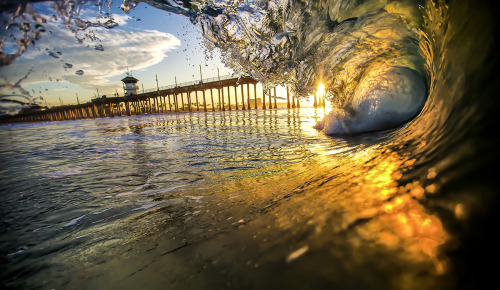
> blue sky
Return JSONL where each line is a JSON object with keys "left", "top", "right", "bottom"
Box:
{"left": 0, "top": 1, "right": 234, "bottom": 107}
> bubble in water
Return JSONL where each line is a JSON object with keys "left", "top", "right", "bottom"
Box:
{"left": 35, "top": 24, "right": 45, "bottom": 32}
{"left": 104, "top": 19, "right": 118, "bottom": 29}
{"left": 47, "top": 51, "right": 60, "bottom": 58}
{"left": 94, "top": 44, "right": 104, "bottom": 51}
{"left": 75, "top": 70, "right": 84, "bottom": 75}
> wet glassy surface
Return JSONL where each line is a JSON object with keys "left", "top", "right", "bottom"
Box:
{"left": 0, "top": 106, "right": 496, "bottom": 289}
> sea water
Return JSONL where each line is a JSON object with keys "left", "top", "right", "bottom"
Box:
{"left": 1, "top": 0, "right": 499, "bottom": 289}
{"left": 0, "top": 106, "right": 495, "bottom": 289}
{"left": 0, "top": 108, "right": 384, "bottom": 288}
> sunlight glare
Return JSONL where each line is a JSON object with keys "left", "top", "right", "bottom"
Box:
{"left": 318, "top": 83, "right": 325, "bottom": 94}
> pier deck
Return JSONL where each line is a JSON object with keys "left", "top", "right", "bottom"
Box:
{"left": 1, "top": 75, "right": 303, "bottom": 123}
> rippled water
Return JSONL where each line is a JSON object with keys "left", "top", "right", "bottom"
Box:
{"left": 1, "top": 0, "right": 500, "bottom": 289}
{"left": 0, "top": 106, "right": 496, "bottom": 289}
{"left": 0, "top": 109, "right": 374, "bottom": 287}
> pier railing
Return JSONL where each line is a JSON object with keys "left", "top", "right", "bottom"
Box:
{"left": 91, "top": 73, "right": 246, "bottom": 100}
{"left": 142, "top": 73, "right": 245, "bottom": 94}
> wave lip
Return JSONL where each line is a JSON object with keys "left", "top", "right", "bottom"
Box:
{"left": 315, "top": 66, "right": 427, "bottom": 134}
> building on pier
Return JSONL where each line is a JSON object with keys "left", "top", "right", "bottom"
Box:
{"left": 121, "top": 74, "right": 139, "bottom": 96}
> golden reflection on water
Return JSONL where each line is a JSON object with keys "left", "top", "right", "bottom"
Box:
{"left": 162, "top": 108, "right": 450, "bottom": 280}
{"left": 270, "top": 142, "right": 449, "bottom": 279}
{"left": 349, "top": 147, "right": 448, "bottom": 275}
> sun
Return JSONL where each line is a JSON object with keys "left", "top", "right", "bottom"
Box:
{"left": 318, "top": 83, "right": 325, "bottom": 94}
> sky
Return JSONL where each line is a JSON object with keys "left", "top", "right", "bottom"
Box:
{"left": 0, "top": 1, "right": 235, "bottom": 107}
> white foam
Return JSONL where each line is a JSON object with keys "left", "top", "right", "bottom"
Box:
{"left": 153, "top": 171, "right": 169, "bottom": 177}
{"left": 286, "top": 246, "right": 309, "bottom": 263}
{"left": 7, "top": 246, "right": 28, "bottom": 256}
{"left": 185, "top": 195, "right": 204, "bottom": 201}
{"left": 63, "top": 214, "right": 86, "bottom": 227}
{"left": 92, "top": 208, "right": 111, "bottom": 215}
{"left": 134, "top": 178, "right": 151, "bottom": 191}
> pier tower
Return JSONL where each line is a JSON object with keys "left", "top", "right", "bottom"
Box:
{"left": 121, "top": 72, "right": 139, "bottom": 96}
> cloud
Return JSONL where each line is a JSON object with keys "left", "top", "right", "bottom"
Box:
{"left": 0, "top": 20, "right": 181, "bottom": 94}
{"left": 62, "top": 28, "right": 181, "bottom": 87}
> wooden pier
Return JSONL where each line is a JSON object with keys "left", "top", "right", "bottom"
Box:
{"left": 1, "top": 75, "right": 301, "bottom": 123}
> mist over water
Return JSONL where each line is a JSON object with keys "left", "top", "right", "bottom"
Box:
{"left": 1, "top": 0, "right": 499, "bottom": 289}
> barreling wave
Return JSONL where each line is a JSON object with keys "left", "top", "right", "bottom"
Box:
{"left": 140, "top": 0, "right": 429, "bottom": 134}
{"left": 210, "top": 0, "right": 428, "bottom": 134}
{"left": 136, "top": 0, "right": 495, "bottom": 137}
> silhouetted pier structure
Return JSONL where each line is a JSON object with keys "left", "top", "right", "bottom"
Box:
{"left": 2, "top": 75, "right": 302, "bottom": 123}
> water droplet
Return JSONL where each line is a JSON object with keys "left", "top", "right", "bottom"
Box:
{"left": 63, "top": 63, "right": 73, "bottom": 69}
{"left": 47, "top": 51, "right": 59, "bottom": 58}
{"left": 94, "top": 44, "right": 104, "bottom": 51}
{"left": 75, "top": 70, "right": 84, "bottom": 75}
{"left": 35, "top": 24, "right": 45, "bottom": 32}
{"left": 104, "top": 20, "right": 118, "bottom": 29}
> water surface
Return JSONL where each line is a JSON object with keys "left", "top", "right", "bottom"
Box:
{"left": 1, "top": 107, "right": 496, "bottom": 289}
